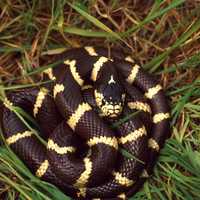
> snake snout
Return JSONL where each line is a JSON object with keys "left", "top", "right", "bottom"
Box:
{"left": 94, "top": 84, "right": 126, "bottom": 118}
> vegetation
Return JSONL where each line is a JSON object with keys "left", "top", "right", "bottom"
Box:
{"left": 0, "top": 0, "right": 200, "bottom": 199}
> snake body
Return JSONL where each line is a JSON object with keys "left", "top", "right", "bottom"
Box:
{"left": 2, "top": 47, "right": 170, "bottom": 199}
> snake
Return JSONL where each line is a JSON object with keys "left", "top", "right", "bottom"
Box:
{"left": 2, "top": 46, "right": 170, "bottom": 199}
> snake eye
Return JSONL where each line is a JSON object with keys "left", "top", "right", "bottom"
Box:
{"left": 101, "top": 99, "right": 106, "bottom": 106}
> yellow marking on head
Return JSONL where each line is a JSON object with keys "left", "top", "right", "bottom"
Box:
{"left": 84, "top": 46, "right": 98, "bottom": 56}
{"left": 126, "top": 64, "right": 140, "bottom": 84}
{"left": 118, "top": 126, "right": 147, "bottom": 144}
{"left": 77, "top": 188, "right": 87, "bottom": 198}
{"left": 145, "top": 85, "right": 162, "bottom": 99}
{"left": 35, "top": 159, "right": 49, "bottom": 177}
{"left": 64, "top": 59, "right": 84, "bottom": 86}
{"left": 148, "top": 138, "right": 159, "bottom": 151}
{"left": 33, "top": 88, "right": 48, "bottom": 117}
{"left": 113, "top": 171, "right": 134, "bottom": 187}
{"left": 74, "top": 157, "right": 92, "bottom": 188}
{"left": 108, "top": 75, "right": 116, "bottom": 84}
{"left": 128, "top": 101, "right": 151, "bottom": 113}
{"left": 125, "top": 56, "right": 134, "bottom": 63}
{"left": 53, "top": 84, "right": 65, "bottom": 98}
{"left": 43, "top": 68, "right": 56, "bottom": 80}
{"left": 117, "top": 193, "right": 126, "bottom": 200}
{"left": 67, "top": 103, "right": 92, "bottom": 131}
{"left": 3, "top": 98, "right": 13, "bottom": 110}
{"left": 95, "top": 89, "right": 123, "bottom": 118}
{"left": 6, "top": 131, "right": 33, "bottom": 145}
{"left": 94, "top": 90, "right": 104, "bottom": 107}
{"left": 81, "top": 85, "right": 93, "bottom": 90}
{"left": 153, "top": 112, "right": 170, "bottom": 123}
{"left": 88, "top": 136, "right": 118, "bottom": 150}
{"left": 91, "top": 56, "right": 109, "bottom": 81}
{"left": 47, "top": 139, "right": 76, "bottom": 154}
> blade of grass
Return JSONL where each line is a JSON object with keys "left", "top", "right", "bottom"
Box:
{"left": 145, "top": 18, "right": 200, "bottom": 72}
{"left": 122, "top": 0, "right": 185, "bottom": 37}
{"left": 67, "top": 2, "right": 122, "bottom": 41}
{"left": 61, "top": 27, "right": 112, "bottom": 38}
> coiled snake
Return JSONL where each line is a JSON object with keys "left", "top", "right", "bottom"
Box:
{"left": 2, "top": 47, "right": 170, "bottom": 199}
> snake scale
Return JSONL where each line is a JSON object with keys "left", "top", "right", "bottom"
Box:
{"left": 2, "top": 46, "right": 170, "bottom": 199}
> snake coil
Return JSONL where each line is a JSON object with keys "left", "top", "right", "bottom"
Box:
{"left": 2, "top": 47, "right": 170, "bottom": 199}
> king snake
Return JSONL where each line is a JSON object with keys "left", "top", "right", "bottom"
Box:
{"left": 2, "top": 46, "right": 170, "bottom": 199}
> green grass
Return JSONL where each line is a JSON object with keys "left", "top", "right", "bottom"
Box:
{"left": 0, "top": 0, "right": 200, "bottom": 199}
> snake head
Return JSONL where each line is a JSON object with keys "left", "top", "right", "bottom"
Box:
{"left": 94, "top": 75, "right": 126, "bottom": 118}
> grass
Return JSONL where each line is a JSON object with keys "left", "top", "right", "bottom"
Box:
{"left": 0, "top": 0, "right": 200, "bottom": 199}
